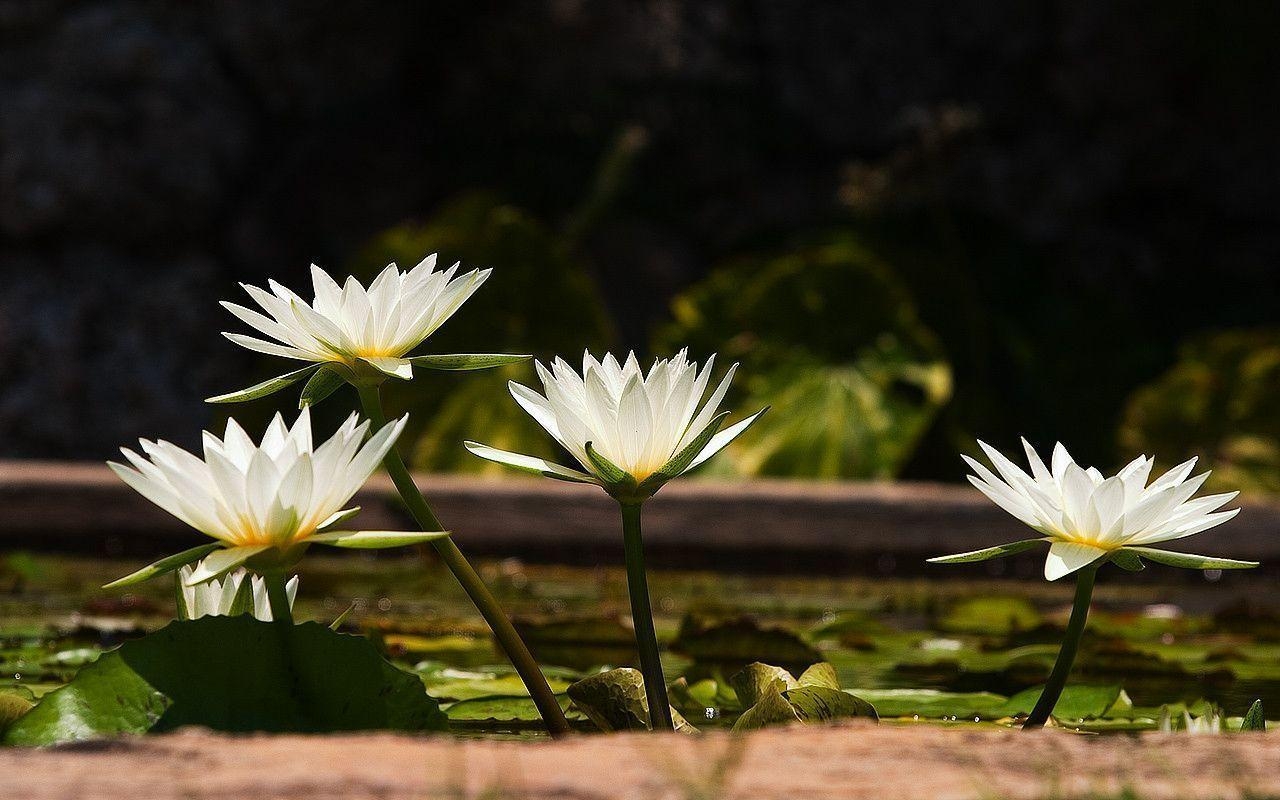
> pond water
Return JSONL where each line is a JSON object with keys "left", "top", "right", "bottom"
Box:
{"left": 0, "top": 553, "right": 1275, "bottom": 735}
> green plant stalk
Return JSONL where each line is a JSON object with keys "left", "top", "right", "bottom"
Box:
{"left": 263, "top": 571, "right": 294, "bottom": 625}
{"left": 355, "top": 384, "right": 571, "bottom": 738}
{"left": 620, "top": 501, "right": 675, "bottom": 732}
{"left": 1024, "top": 565, "right": 1097, "bottom": 730}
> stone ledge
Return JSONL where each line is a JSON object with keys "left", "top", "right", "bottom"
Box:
{"left": 2, "top": 725, "right": 1277, "bottom": 799}
{"left": 1, "top": 460, "right": 1277, "bottom": 568}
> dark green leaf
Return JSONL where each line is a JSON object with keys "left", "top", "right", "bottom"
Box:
{"left": 670, "top": 614, "right": 821, "bottom": 669}
{"left": 206, "top": 364, "right": 321, "bottom": 404}
{"left": 408, "top": 354, "right": 532, "bottom": 371}
{"left": 3, "top": 617, "right": 445, "bottom": 745}
{"left": 103, "top": 543, "right": 221, "bottom": 590}
{"left": 298, "top": 366, "right": 346, "bottom": 408}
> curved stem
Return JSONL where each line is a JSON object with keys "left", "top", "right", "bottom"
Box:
{"left": 621, "top": 502, "right": 674, "bottom": 732}
{"left": 264, "top": 571, "right": 294, "bottom": 625}
{"left": 1024, "top": 565, "right": 1097, "bottom": 730}
{"left": 355, "top": 383, "right": 571, "bottom": 738}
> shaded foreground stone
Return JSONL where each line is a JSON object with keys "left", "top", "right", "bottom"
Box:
{"left": 3, "top": 724, "right": 1278, "bottom": 799}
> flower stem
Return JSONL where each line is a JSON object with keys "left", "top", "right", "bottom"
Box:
{"left": 264, "top": 571, "right": 293, "bottom": 625}
{"left": 620, "top": 502, "right": 674, "bottom": 732}
{"left": 1023, "top": 565, "right": 1097, "bottom": 730}
{"left": 355, "top": 383, "right": 571, "bottom": 738}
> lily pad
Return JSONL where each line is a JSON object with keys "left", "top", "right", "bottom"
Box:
{"left": 938, "top": 597, "right": 1042, "bottom": 635}
{"left": 513, "top": 616, "right": 638, "bottom": 671}
{"left": 444, "top": 694, "right": 580, "bottom": 725}
{"left": 997, "top": 684, "right": 1126, "bottom": 722}
{"left": 4, "top": 617, "right": 445, "bottom": 745}
{"left": 670, "top": 614, "right": 821, "bottom": 670}
{"left": 850, "top": 689, "right": 1011, "bottom": 720}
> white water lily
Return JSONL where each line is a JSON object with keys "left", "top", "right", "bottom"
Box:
{"left": 176, "top": 563, "right": 297, "bottom": 622}
{"left": 106, "top": 408, "right": 448, "bottom": 588}
{"left": 208, "top": 256, "right": 523, "bottom": 404}
{"left": 465, "top": 349, "right": 766, "bottom": 499}
{"left": 930, "top": 439, "right": 1257, "bottom": 580}
{"left": 1159, "top": 705, "right": 1223, "bottom": 735}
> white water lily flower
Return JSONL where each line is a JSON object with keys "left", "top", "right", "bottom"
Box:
{"left": 176, "top": 563, "right": 298, "bottom": 622}
{"left": 465, "top": 349, "right": 766, "bottom": 500}
{"left": 929, "top": 439, "right": 1257, "bottom": 581}
{"left": 208, "top": 256, "right": 522, "bottom": 405}
{"left": 106, "top": 408, "right": 448, "bottom": 588}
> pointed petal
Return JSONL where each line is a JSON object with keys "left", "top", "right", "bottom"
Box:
{"left": 1044, "top": 541, "right": 1108, "bottom": 581}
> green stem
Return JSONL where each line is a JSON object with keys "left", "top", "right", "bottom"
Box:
{"left": 1024, "top": 565, "right": 1097, "bottom": 730}
{"left": 621, "top": 502, "right": 674, "bottom": 732}
{"left": 264, "top": 571, "right": 293, "bottom": 625}
{"left": 355, "top": 383, "right": 571, "bottom": 738}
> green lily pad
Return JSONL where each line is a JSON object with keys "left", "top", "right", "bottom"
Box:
{"left": 849, "top": 689, "right": 1011, "bottom": 720}
{"left": 444, "top": 694, "right": 580, "bottom": 724}
{"left": 513, "top": 616, "right": 638, "bottom": 671}
{"left": 938, "top": 597, "right": 1042, "bottom": 635}
{"left": 997, "top": 685, "right": 1125, "bottom": 722}
{"left": 4, "top": 617, "right": 446, "bottom": 745}
{"left": 670, "top": 614, "right": 821, "bottom": 670}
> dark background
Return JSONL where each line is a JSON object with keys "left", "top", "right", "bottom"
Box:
{"left": 2, "top": 1, "right": 1277, "bottom": 487}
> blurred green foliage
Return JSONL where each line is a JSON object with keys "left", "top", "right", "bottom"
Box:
{"left": 1119, "top": 328, "right": 1280, "bottom": 496}
{"left": 653, "top": 232, "right": 952, "bottom": 479}
{"left": 345, "top": 191, "right": 611, "bottom": 472}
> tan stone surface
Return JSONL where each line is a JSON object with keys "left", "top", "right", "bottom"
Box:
{"left": 3, "top": 725, "right": 1279, "bottom": 799}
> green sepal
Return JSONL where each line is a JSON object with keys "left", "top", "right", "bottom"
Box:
{"left": 185, "top": 545, "right": 274, "bottom": 586}
{"left": 927, "top": 539, "right": 1045, "bottom": 565}
{"left": 1110, "top": 549, "right": 1145, "bottom": 572}
{"left": 1124, "top": 547, "right": 1259, "bottom": 571}
{"left": 407, "top": 354, "right": 532, "bottom": 371}
{"left": 103, "top": 543, "right": 222, "bottom": 590}
{"left": 205, "top": 364, "right": 320, "bottom": 404}
{"left": 307, "top": 530, "right": 451, "bottom": 549}
{"left": 298, "top": 366, "right": 346, "bottom": 408}
{"left": 584, "top": 442, "right": 638, "bottom": 498}
{"left": 635, "top": 412, "right": 730, "bottom": 496}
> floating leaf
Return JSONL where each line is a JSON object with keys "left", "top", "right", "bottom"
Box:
{"left": 938, "top": 597, "right": 1042, "bottom": 635}
{"left": 998, "top": 684, "right": 1124, "bottom": 722}
{"left": 3, "top": 617, "right": 445, "bottom": 745}
{"left": 512, "top": 616, "right": 637, "bottom": 672}
{"left": 850, "top": 689, "right": 1010, "bottom": 720}
{"left": 444, "top": 694, "right": 579, "bottom": 725}
{"left": 670, "top": 614, "right": 821, "bottom": 670}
